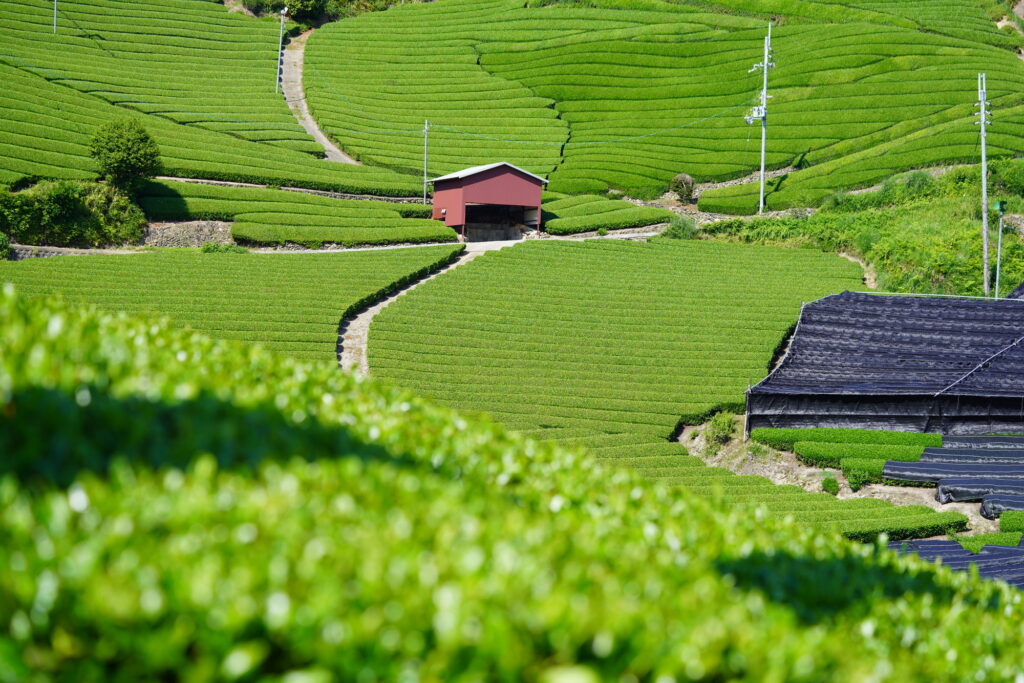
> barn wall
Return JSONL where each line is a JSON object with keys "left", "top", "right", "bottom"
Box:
{"left": 432, "top": 182, "right": 464, "bottom": 227}
{"left": 462, "top": 167, "right": 543, "bottom": 208}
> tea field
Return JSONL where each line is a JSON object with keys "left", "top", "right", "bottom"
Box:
{"left": 542, "top": 194, "right": 674, "bottom": 234}
{"left": 0, "top": 246, "right": 461, "bottom": 362}
{"left": 2, "top": 287, "right": 1020, "bottom": 679}
{"left": 306, "top": 0, "right": 1024, "bottom": 207}
{"left": 369, "top": 239, "right": 966, "bottom": 539}
{"left": 0, "top": 0, "right": 421, "bottom": 195}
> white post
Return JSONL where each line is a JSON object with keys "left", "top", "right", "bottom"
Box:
{"left": 996, "top": 210, "right": 1004, "bottom": 299}
{"left": 758, "top": 24, "right": 770, "bottom": 215}
{"left": 276, "top": 7, "right": 287, "bottom": 94}
{"left": 53, "top": 0, "right": 57, "bottom": 33}
{"left": 744, "top": 22, "right": 774, "bottom": 215}
{"left": 423, "top": 120, "right": 430, "bottom": 205}
{"left": 977, "top": 73, "right": 990, "bottom": 295}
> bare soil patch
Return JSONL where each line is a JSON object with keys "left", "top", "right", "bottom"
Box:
{"left": 144, "top": 221, "right": 233, "bottom": 248}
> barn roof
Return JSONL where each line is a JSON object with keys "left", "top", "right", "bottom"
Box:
{"left": 429, "top": 162, "right": 548, "bottom": 185}
{"left": 751, "top": 291, "right": 1024, "bottom": 398}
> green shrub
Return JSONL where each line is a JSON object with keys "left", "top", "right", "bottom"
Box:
{"left": 670, "top": 173, "right": 695, "bottom": 201}
{"left": 0, "top": 231, "right": 9, "bottom": 260}
{"left": 89, "top": 118, "right": 162, "bottom": 193}
{"left": 793, "top": 442, "right": 924, "bottom": 468}
{"left": 707, "top": 411, "right": 735, "bottom": 445}
{"left": 840, "top": 458, "right": 887, "bottom": 491}
{"left": 957, "top": 532, "right": 1023, "bottom": 553}
{"left": 660, "top": 214, "right": 697, "bottom": 240}
{"left": 990, "top": 158, "right": 1024, "bottom": 196}
{"left": 200, "top": 242, "right": 248, "bottom": 254}
{"left": 752, "top": 428, "right": 941, "bottom": 451}
{"left": 1000, "top": 511, "right": 1024, "bottom": 533}
{"left": 822, "top": 476, "right": 840, "bottom": 496}
{"left": 0, "top": 181, "right": 145, "bottom": 247}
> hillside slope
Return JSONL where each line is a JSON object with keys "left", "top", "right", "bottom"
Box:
{"left": 0, "top": 0, "right": 421, "bottom": 195}
{"left": 307, "top": 0, "right": 1024, "bottom": 207}
{"left": 1, "top": 287, "right": 1020, "bottom": 679}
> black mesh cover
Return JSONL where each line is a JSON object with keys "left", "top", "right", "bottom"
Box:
{"left": 936, "top": 477, "right": 1024, "bottom": 503}
{"left": 747, "top": 291, "right": 1024, "bottom": 434}
{"left": 944, "top": 436, "right": 1024, "bottom": 449}
{"left": 921, "top": 448, "right": 1024, "bottom": 463}
{"left": 980, "top": 494, "right": 1024, "bottom": 519}
{"left": 883, "top": 461, "right": 1024, "bottom": 484}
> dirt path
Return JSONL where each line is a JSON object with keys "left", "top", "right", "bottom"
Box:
{"left": 692, "top": 166, "right": 796, "bottom": 200}
{"left": 222, "top": 0, "right": 256, "bottom": 16}
{"left": 997, "top": 16, "right": 1023, "bottom": 35}
{"left": 338, "top": 250, "right": 482, "bottom": 374}
{"left": 839, "top": 252, "right": 877, "bottom": 289}
{"left": 281, "top": 30, "right": 359, "bottom": 164}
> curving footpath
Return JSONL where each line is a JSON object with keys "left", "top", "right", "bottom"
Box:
{"left": 281, "top": 30, "right": 359, "bottom": 164}
{"left": 338, "top": 248, "right": 481, "bottom": 374}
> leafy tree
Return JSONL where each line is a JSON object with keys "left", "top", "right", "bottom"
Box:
{"left": 89, "top": 118, "right": 161, "bottom": 193}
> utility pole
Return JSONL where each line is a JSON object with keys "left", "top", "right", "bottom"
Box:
{"left": 745, "top": 22, "right": 774, "bottom": 215}
{"left": 422, "top": 120, "right": 430, "bottom": 204}
{"left": 976, "top": 73, "right": 991, "bottom": 295}
{"left": 53, "top": 0, "right": 57, "bottom": 33}
{"left": 275, "top": 7, "right": 287, "bottom": 94}
{"left": 995, "top": 200, "right": 1007, "bottom": 299}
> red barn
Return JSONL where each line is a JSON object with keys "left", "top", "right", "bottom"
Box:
{"left": 430, "top": 162, "right": 547, "bottom": 241}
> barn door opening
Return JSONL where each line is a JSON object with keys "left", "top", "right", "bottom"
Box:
{"left": 463, "top": 204, "right": 527, "bottom": 241}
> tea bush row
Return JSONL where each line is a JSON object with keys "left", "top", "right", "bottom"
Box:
{"left": 543, "top": 195, "right": 673, "bottom": 234}
{"left": 751, "top": 427, "right": 942, "bottom": 450}
{"left": 139, "top": 180, "right": 455, "bottom": 247}
{"left": 370, "top": 239, "right": 965, "bottom": 538}
{"left": 0, "top": 246, "right": 461, "bottom": 363}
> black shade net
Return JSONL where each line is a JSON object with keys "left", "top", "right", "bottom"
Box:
{"left": 936, "top": 477, "right": 1024, "bottom": 503}
{"left": 921, "top": 448, "right": 1024, "bottom": 463}
{"left": 747, "top": 291, "right": 1024, "bottom": 434}
{"left": 889, "top": 537, "right": 1024, "bottom": 588}
{"left": 944, "top": 436, "right": 1024, "bottom": 449}
{"left": 981, "top": 494, "right": 1024, "bottom": 519}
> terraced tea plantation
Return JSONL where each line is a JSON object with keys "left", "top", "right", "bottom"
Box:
{"left": 307, "top": 0, "right": 1024, "bottom": 207}
{"left": 139, "top": 180, "right": 455, "bottom": 247}
{"left": 0, "top": 246, "right": 460, "bottom": 362}
{"left": 0, "top": 0, "right": 419, "bottom": 195}
{"left": 369, "top": 239, "right": 966, "bottom": 538}
{"left": 4, "top": 288, "right": 1022, "bottom": 679}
